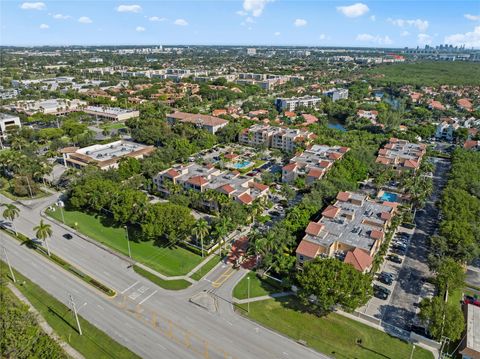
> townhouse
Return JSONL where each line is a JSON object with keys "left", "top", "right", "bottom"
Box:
{"left": 376, "top": 138, "right": 426, "bottom": 172}
{"left": 296, "top": 191, "right": 398, "bottom": 272}
{"left": 153, "top": 163, "right": 269, "bottom": 206}
{"left": 435, "top": 117, "right": 460, "bottom": 140}
{"left": 239, "top": 124, "right": 315, "bottom": 152}
{"left": 282, "top": 144, "right": 350, "bottom": 184}
{"left": 167, "top": 111, "right": 228, "bottom": 134}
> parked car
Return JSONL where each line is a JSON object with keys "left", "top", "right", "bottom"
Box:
{"left": 464, "top": 295, "right": 480, "bottom": 307}
{"left": 373, "top": 284, "right": 391, "bottom": 300}
{"left": 374, "top": 289, "right": 389, "bottom": 300}
{"left": 63, "top": 233, "right": 73, "bottom": 239}
{"left": 392, "top": 247, "right": 406, "bottom": 256}
{"left": 378, "top": 272, "right": 394, "bottom": 285}
{"left": 387, "top": 254, "right": 403, "bottom": 264}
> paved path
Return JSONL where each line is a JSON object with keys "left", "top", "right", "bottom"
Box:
{"left": 233, "top": 292, "right": 293, "bottom": 304}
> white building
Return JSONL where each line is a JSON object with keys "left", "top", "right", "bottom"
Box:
{"left": 275, "top": 96, "right": 321, "bottom": 112}
{"left": 435, "top": 118, "right": 460, "bottom": 141}
{"left": 246, "top": 48, "right": 257, "bottom": 56}
{"left": 84, "top": 106, "right": 140, "bottom": 122}
{"left": 4, "top": 99, "right": 87, "bottom": 116}
{"left": 167, "top": 111, "right": 228, "bottom": 134}
{"left": 0, "top": 113, "right": 21, "bottom": 145}
{"left": 323, "top": 88, "right": 349, "bottom": 102}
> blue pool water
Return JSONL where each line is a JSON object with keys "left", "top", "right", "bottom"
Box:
{"left": 380, "top": 192, "right": 398, "bottom": 202}
{"left": 233, "top": 161, "right": 253, "bottom": 169}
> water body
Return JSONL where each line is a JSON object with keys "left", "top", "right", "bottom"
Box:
{"left": 327, "top": 119, "right": 347, "bottom": 131}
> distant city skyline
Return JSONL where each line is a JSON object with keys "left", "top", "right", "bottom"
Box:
{"left": 1, "top": 1, "right": 480, "bottom": 48}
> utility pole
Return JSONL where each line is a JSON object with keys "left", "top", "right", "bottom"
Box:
{"left": 69, "top": 294, "right": 83, "bottom": 335}
{"left": 2, "top": 247, "right": 16, "bottom": 283}
{"left": 124, "top": 225, "right": 132, "bottom": 258}
{"left": 409, "top": 344, "right": 415, "bottom": 359}
{"left": 247, "top": 276, "right": 250, "bottom": 313}
{"left": 58, "top": 200, "right": 65, "bottom": 224}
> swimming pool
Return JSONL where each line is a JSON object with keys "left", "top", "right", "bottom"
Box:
{"left": 380, "top": 192, "right": 398, "bottom": 202}
{"left": 233, "top": 161, "right": 253, "bottom": 169}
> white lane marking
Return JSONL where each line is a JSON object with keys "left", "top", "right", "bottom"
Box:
{"left": 97, "top": 304, "right": 104, "bottom": 310}
{"left": 102, "top": 271, "right": 111, "bottom": 277}
{"left": 121, "top": 281, "right": 139, "bottom": 294}
{"left": 283, "top": 352, "right": 289, "bottom": 356}
{"left": 138, "top": 290, "right": 158, "bottom": 305}
{"left": 137, "top": 285, "right": 149, "bottom": 294}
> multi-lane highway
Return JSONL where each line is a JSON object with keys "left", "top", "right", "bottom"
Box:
{"left": 1, "top": 193, "right": 327, "bottom": 359}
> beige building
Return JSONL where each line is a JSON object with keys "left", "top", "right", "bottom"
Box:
{"left": 167, "top": 111, "right": 228, "bottom": 134}
{"left": 84, "top": 106, "right": 139, "bottom": 121}
{"left": 376, "top": 138, "right": 426, "bottom": 172}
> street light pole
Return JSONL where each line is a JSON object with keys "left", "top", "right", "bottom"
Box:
{"left": 124, "top": 225, "right": 132, "bottom": 258}
{"left": 2, "top": 247, "right": 16, "bottom": 283}
{"left": 247, "top": 276, "right": 250, "bottom": 313}
{"left": 58, "top": 200, "right": 65, "bottom": 224}
{"left": 69, "top": 294, "right": 83, "bottom": 335}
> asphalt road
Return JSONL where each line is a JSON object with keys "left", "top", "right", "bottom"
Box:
{"left": 380, "top": 157, "right": 451, "bottom": 331}
{"left": 1, "top": 193, "right": 328, "bottom": 359}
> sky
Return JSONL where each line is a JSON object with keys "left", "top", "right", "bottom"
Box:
{"left": 1, "top": 0, "right": 480, "bottom": 48}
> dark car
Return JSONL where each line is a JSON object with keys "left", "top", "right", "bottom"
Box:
{"left": 392, "top": 247, "right": 406, "bottom": 256}
{"left": 374, "top": 290, "right": 389, "bottom": 300}
{"left": 387, "top": 254, "right": 403, "bottom": 264}
{"left": 464, "top": 295, "right": 480, "bottom": 307}
{"left": 373, "top": 284, "right": 391, "bottom": 295}
{"left": 378, "top": 272, "right": 394, "bottom": 285}
{"left": 63, "top": 233, "right": 73, "bottom": 239}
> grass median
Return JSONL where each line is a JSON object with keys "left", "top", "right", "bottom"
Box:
{"left": 47, "top": 207, "right": 202, "bottom": 277}
{"left": 237, "top": 297, "right": 433, "bottom": 359}
{"left": 0, "top": 261, "right": 140, "bottom": 359}
{"left": 132, "top": 265, "right": 191, "bottom": 290}
{"left": 190, "top": 254, "right": 222, "bottom": 281}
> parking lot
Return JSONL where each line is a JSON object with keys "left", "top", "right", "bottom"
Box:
{"left": 359, "top": 157, "right": 450, "bottom": 332}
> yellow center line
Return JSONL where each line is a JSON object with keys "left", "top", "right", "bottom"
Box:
{"left": 211, "top": 267, "right": 235, "bottom": 288}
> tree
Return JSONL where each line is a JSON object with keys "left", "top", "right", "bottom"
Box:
{"left": 2, "top": 203, "right": 20, "bottom": 235}
{"left": 33, "top": 220, "right": 53, "bottom": 256}
{"left": 213, "top": 217, "right": 230, "bottom": 254}
{"left": 296, "top": 258, "right": 372, "bottom": 314}
{"left": 192, "top": 219, "right": 209, "bottom": 257}
{"left": 419, "top": 297, "right": 464, "bottom": 341}
{"left": 434, "top": 258, "right": 466, "bottom": 297}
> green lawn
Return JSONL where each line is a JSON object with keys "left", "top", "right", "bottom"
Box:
{"left": 47, "top": 208, "right": 202, "bottom": 277}
{"left": 237, "top": 297, "right": 433, "bottom": 359}
{"left": 1, "top": 261, "right": 140, "bottom": 359}
{"left": 233, "top": 273, "right": 283, "bottom": 300}
{"left": 101, "top": 122, "right": 127, "bottom": 131}
{"left": 132, "top": 265, "right": 191, "bottom": 290}
{"left": 190, "top": 254, "right": 222, "bottom": 281}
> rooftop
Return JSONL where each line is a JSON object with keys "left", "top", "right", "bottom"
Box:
{"left": 85, "top": 106, "right": 138, "bottom": 115}
{"left": 168, "top": 111, "right": 228, "bottom": 127}
{"left": 74, "top": 140, "right": 152, "bottom": 162}
{"left": 376, "top": 138, "right": 426, "bottom": 169}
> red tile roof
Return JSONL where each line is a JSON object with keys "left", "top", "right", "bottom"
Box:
{"left": 328, "top": 152, "right": 342, "bottom": 160}
{"left": 457, "top": 98, "right": 472, "bottom": 110}
{"left": 282, "top": 163, "right": 297, "bottom": 172}
{"left": 464, "top": 140, "right": 480, "bottom": 150}
{"left": 224, "top": 153, "right": 239, "bottom": 160}
{"left": 339, "top": 146, "right": 350, "bottom": 153}
{"left": 336, "top": 191, "right": 350, "bottom": 202}
{"left": 318, "top": 160, "right": 331, "bottom": 168}
{"left": 296, "top": 240, "right": 321, "bottom": 258}
{"left": 322, "top": 205, "right": 340, "bottom": 219}
{"left": 344, "top": 248, "right": 373, "bottom": 272}
{"left": 166, "top": 169, "right": 180, "bottom": 178}
{"left": 187, "top": 176, "right": 208, "bottom": 186}
{"left": 404, "top": 159, "right": 419, "bottom": 169}
{"left": 251, "top": 182, "right": 269, "bottom": 192}
{"left": 376, "top": 157, "right": 391, "bottom": 165}
{"left": 219, "top": 184, "right": 235, "bottom": 194}
{"left": 305, "top": 222, "right": 324, "bottom": 236}
{"left": 307, "top": 168, "right": 324, "bottom": 178}
{"left": 370, "top": 230, "right": 384, "bottom": 240}
{"left": 382, "top": 201, "right": 399, "bottom": 209}
{"left": 237, "top": 193, "right": 253, "bottom": 205}
{"left": 380, "top": 212, "right": 392, "bottom": 221}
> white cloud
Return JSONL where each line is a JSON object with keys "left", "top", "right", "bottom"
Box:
{"left": 337, "top": 3, "right": 369, "bottom": 18}
{"left": 78, "top": 16, "right": 92, "bottom": 24}
{"left": 148, "top": 16, "right": 166, "bottom": 22}
{"left": 417, "top": 33, "right": 432, "bottom": 45}
{"left": 174, "top": 18, "right": 188, "bottom": 26}
{"left": 274, "top": 31, "right": 281, "bottom": 36}
{"left": 242, "top": 0, "right": 273, "bottom": 17}
{"left": 387, "top": 18, "right": 429, "bottom": 32}
{"left": 135, "top": 26, "right": 146, "bottom": 32}
{"left": 39, "top": 23, "right": 49, "bottom": 29}
{"left": 400, "top": 30, "right": 410, "bottom": 36}
{"left": 294, "top": 18, "right": 307, "bottom": 27}
{"left": 246, "top": 16, "right": 254, "bottom": 23}
{"left": 356, "top": 33, "right": 393, "bottom": 45}
{"left": 464, "top": 14, "right": 480, "bottom": 21}
{"left": 20, "top": 2, "right": 45, "bottom": 10}
{"left": 445, "top": 26, "right": 480, "bottom": 48}
{"left": 236, "top": 10, "right": 248, "bottom": 16}
{"left": 319, "top": 33, "right": 330, "bottom": 40}
{"left": 116, "top": 5, "right": 142, "bottom": 13}
{"left": 370, "top": 15, "right": 376, "bottom": 21}
{"left": 52, "top": 13, "right": 71, "bottom": 20}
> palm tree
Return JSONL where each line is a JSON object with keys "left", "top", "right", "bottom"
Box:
{"left": 2, "top": 203, "right": 20, "bottom": 235}
{"left": 213, "top": 217, "right": 230, "bottom": 255}
{"left": 192, "top": 219, "right": 210, "bottom": 257}
{"left": 34, "top": 220, "right": 53, "bottom": 256}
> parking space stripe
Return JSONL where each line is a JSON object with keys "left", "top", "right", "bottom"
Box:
{"left": 121, "top": 281, "right": 139, "bottom": 294}
{"left": 139, "top": 290, "right": 158, "bottom": 305}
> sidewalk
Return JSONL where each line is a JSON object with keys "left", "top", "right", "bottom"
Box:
{"left": 233, "top": 291, "right": 293, "bottom": 304}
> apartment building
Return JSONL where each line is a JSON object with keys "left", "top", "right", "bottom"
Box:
{"left": 0, "top": 113, "right": 21, "bottom": 143}
{"left": 376, "top": 138, "right": 426, "bottom": 171}
{"left": 275, "top": 96, "right": 321, "bottom": 112}
{"left": 61, "top": 140, "right": 154, "bottom": 170}
{"left": 153, "top": 163, "right": 269, "bottom": 206}
{"left": 323, "top": 88, "right": 349, "bottom": 102}
{"left": 167, "top": 111, "right": 228, "bottom": 134}
{"left": 282, "top": 144, "right": 350, "bottom": 184}
{"left": 239, "top": 124, "right": 315, "bottom": 152}
{"left": 84, "top": 106, "right": 140, "bottom": 121}
{"left": 296, "top": 191, "right": 398, "bottom": 272}
{"left": 435, "top": 117, "right": 461, "bottom": 140}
